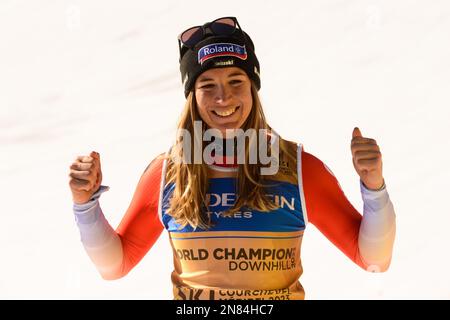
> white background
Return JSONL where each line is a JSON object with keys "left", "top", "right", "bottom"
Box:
{"left": 1, "top": 0, "right": 449, "bottom": 299}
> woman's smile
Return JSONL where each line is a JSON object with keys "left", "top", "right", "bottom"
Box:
{"left": 212, "top": 106, "right": 240, "bottom": 118}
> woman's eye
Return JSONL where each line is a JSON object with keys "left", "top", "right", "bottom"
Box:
{"left": 200, "top": 84, "right": 215, "bottom": 89}
{"left": 230, "top": 80, "right": 242, "bottom": 85}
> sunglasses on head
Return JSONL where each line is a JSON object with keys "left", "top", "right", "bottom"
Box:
{"left": 178, "top": 17, "right": 243, "bottom": 54}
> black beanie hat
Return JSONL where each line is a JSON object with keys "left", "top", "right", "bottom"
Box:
{"left": 179, "top": 27, "right": 261, "bottom": 98}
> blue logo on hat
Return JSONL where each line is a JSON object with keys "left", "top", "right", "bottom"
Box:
{"left": 198, "top": 43, "right": 247, "bottom": 65}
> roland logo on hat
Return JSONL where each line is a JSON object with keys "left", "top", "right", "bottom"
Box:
{"left": 198, "top": 43, "right": 248, "bottom": 65}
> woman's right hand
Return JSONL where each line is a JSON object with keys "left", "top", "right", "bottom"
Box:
{"left": 69, "top": 151, "right": 103, "bottom": 205}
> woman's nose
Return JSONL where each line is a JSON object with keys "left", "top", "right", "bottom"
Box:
{"left": 214, "top": 84, "right": 231, "bottom": 103}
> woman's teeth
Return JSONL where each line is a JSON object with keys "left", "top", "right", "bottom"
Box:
{"left": 213, "top": 107, "right": 239, "bottom": 117}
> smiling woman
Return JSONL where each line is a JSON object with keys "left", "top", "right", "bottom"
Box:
{"left": 69, "top": 16, "right": 396, "bottom": 300}
{"left": 194, "top": 67, "right": 253, "bottom": 135}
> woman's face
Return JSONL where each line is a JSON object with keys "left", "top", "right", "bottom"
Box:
{"left": 194, "top": 67, "right": 253, "bottom": 137}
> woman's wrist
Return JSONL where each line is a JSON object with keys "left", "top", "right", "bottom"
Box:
{"left": 362, "top": 179, "right": 386, "bottom": 191}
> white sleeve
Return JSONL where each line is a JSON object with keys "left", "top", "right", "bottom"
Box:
{"left": 73, "top": 186, "right": 115, "bottom": 247}
{"left": 358, "top": 180, "right": 396, "bottom": 272}
{"left": 73, "top": 186, "right": 123, "bottom": 279}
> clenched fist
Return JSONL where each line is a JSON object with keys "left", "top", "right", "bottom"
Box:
{"left": 69, "top": 151, "right": 102, "bottom": 204}
{"left": 351, "top": 127, "right": 385, "bottom": 190}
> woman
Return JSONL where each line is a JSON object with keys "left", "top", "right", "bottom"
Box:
{"left": 69, "top": 17, "right": 396, "bottom": 300}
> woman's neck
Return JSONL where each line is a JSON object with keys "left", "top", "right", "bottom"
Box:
{"left": 206, "top": 137, "right": 239, "bottom": 177}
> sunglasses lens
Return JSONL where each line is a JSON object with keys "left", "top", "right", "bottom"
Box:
{"left": 210, "top": 18, "right": 236, "bottom": 36}
{"left": 181, "top": 26, "right": 203, "bottom": 47}
{"left": 180, "top": 18, "right": 237, "bottom": 49}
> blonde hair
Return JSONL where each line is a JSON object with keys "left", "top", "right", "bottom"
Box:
{"left": 165, "top": 83, "right": 292, "bottom": 230}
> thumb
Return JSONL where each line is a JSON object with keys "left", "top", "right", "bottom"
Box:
{"left": 90, "top": 151, "right": 101, "bottom": 168}
{"left": 90, "top": 150, "right": 100, "bottom": 159}
{"left": 352, "top": 127, "right": 362, "bottom": 139}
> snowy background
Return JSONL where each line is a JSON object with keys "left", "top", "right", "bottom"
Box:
{"left": 1, "top": 0, "right": 449, "bottom": 299}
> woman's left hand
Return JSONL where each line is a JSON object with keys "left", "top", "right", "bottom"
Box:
{"left": 351, "top": 127, "right": 384, "bottom": 190}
